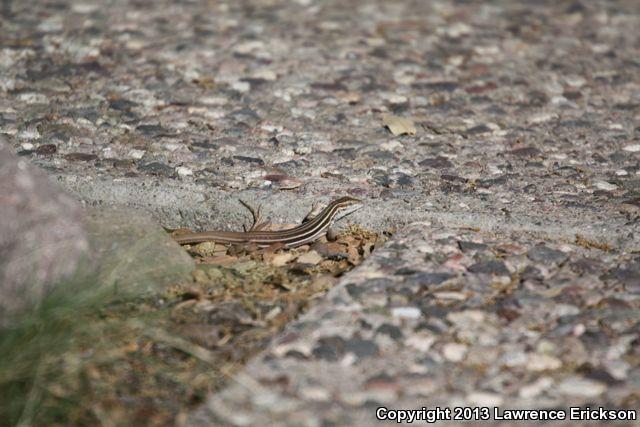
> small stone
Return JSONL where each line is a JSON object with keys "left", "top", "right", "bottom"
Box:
{"left": 139, "top": 161, "right": 174, "bottom": 177}
{"left": 442, "top": 343, "right": 468, "bottom": 362}
{"left": 64, "top": 152, "right": 98, "bottom": 162}
{"left": 309, "top": 242, "right": 345, "bottom": 260}
{"left": 405, "top": 333, "right": 436, "bottom": 352}
{"left": 419, "top": 156, "right": 453, "bottom": 169}
{"left": 468, "top": 260, "right": 510, "bottom": 276}
{"left": 299, "top": 386, "right": 330, "bottom": 402}
{"left": 611, "top": 266, "right": 640, "bottom": 291}
{"left": 519, "top": 377, "right": 554, "bottom": 398}
{"left": 231, "top": 81, "right": 250, "bottom": 92}
{"left": 528, "top": 113, "right": 558, "bottom": 124}
{"left": 510, "top": 146, "right": 541, "bottom": 158}
{"left": 465, "top": 124, "right": 492, "bottom": 135}
{"left": 263, "top": 173, "right": 302, "bottom": 190}
{"left": 228, "top": 108, "right": 261, "bottom": 124}
{"left": 433, "top": 292, "right": 467, "bottom": 301}
{"left": 603, "top": 359, "right": 630, "bottom": 381}
{"left": 501, "top": 350, "right": 528, "bottom": 367}
{"left": 404, "top": 272, "right": 454, "bottom": 286}
{"left": 376, "top": 324, "right": 403, "bottom": 340}
{"left": 233, "top": 40, "right": 265, "bottom": 54}
{"left": 551, "top": 304, "right": 580, "bottom": 317}
{"left": 458, "top": 241, "right": 488, "bottom": 252}
{"left": 536, "top": 340, "right": 556, "bottom": 354}
{"left": 405, "top": 377, "right": 437, "bottom": 396}
{"left": 622, "top": 144, "right": 640, "bottom": 152}
{"left": 447, "top": 310, "right": 485, "bottom": 326}
{"left": 312, "top": 336, "right": 346, "bottom": 361}
{"left": 564, "top": 75, "right": 586, "bottom": 87}
{"left": 578, "top": 364, "right": 622, "bottom": 385}
{"left": 18, "top": 92, "right": 48, "bottom": 104}
{"left": 176, "top": 166, "right": 193, "bottom": 177}
{"left": 620, "top": 198, "right": 640, "bottom": 216}
{"left": 466, "top": 392, "right": 503, "bottom": 407}
{"left": 310, "top": 81, "right": 347, "bottom": 92}
{"left": 233, "top": 155, "right": 264, "bottom": 165}
{"left": 380, "top": 139, "right": 403, "bottom": 151}
{"left": 557, "top": 377, "right": 606, "bottom": 397}
{"left": 527, "top": 245, "right": 568, "bottom": 265}
{"left": 128, "top": 149, "right": 146, "bottom": 159}
{"left": 35, "top": 144, "right": 57, "bottom": 155}
{"left": 391, "top": 306, "right": 421, "bottom": 319}
{"left": 109, "top": 98, "right": 138, "bottom": 112}
{"left": 136, "top": 124, "right": 165, "bottom": 136}
{"left": 345, "top": 337, "right": 379, "bottom": 358}
{"left": 527, "top": 354, "right": 562, "bottom": 371}
{"left": 296, "top": 250, "right": 323, "bottom": 265}
{"left": 251, "top": 69, "right": 277, "bottom": 81}
{"left": 443, "top": 22, "right": 472, "bottom": 38}
{"left": 386, "top": 94, "right": 408, "bottom": 104}
{"left": 594, "top": 181, "right": 617, "bottom": 191}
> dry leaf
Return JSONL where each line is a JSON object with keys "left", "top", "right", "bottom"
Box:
{"left": 269, "top": 252, "right": 295, "bottom": 267}
{"left": 191, "top": 241, "right": 228, "bottom": 257}
{"left": 263, "top": 173, "right": 303, "bottom": 190}
{"left": 198, "top": 255, "right": 239, "bottom": 266}
{"left": 382, "top": 114, "right": 417, "bottom": 135}
{"left": 296, "top": 250, "right": 323, "bottom": 265}
{"left": 311, "top": 241, "right": 346, "bottom": 258}
{"left": 346, "top": 244, "right": 361, "bottom": 265}
{"left": 575, "top": 234, "right": 612, "bottom": 252}
{"left": 309, "top": 274, "right": 338, "bottom": 292}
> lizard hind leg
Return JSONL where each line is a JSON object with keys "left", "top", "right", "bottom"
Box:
{"left": 238, "top": 199, "right": 272, "bottom": 231}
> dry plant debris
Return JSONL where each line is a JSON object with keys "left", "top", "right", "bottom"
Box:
{"left": 22, "top": 226, "right": 384, "bottom": 426}
{"left": 381, "top": 114, "right": 417, "bottom": 136}
{"left": 574, "top": 234, "right": 613, "bottom": 252}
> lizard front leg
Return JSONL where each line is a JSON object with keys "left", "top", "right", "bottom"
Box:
{"left": 302, "top": 200, "right": 338, "bottom": 241}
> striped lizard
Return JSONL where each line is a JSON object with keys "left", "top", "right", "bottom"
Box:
{"left": 173, "top": 196, "right": 363, "bottom": 248}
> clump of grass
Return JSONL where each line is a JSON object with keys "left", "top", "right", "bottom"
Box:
{"left": 0, "top": 276, "right": 118, "bottom": 427}
{"left": 0, "top": 273, "right": 219, "bottom": 427}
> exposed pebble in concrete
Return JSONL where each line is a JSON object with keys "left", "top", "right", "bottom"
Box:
{"left": 2, "top": 0, "right": 640, "bottom": 424}
{"left": 188, "top": 223, "right": 639, "bottom": 426}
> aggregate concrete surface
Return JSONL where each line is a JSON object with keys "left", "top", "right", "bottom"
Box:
{"left": 1, "top": 0, "right": 639, "bottom": 425}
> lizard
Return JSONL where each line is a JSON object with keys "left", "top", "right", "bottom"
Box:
{"left": 173, "top": 196, "right": 363, "bottom": 248}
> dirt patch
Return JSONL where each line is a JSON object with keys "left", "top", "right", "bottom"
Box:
{"left": 5, "top": 226, "right": 385, "bottom": 426}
